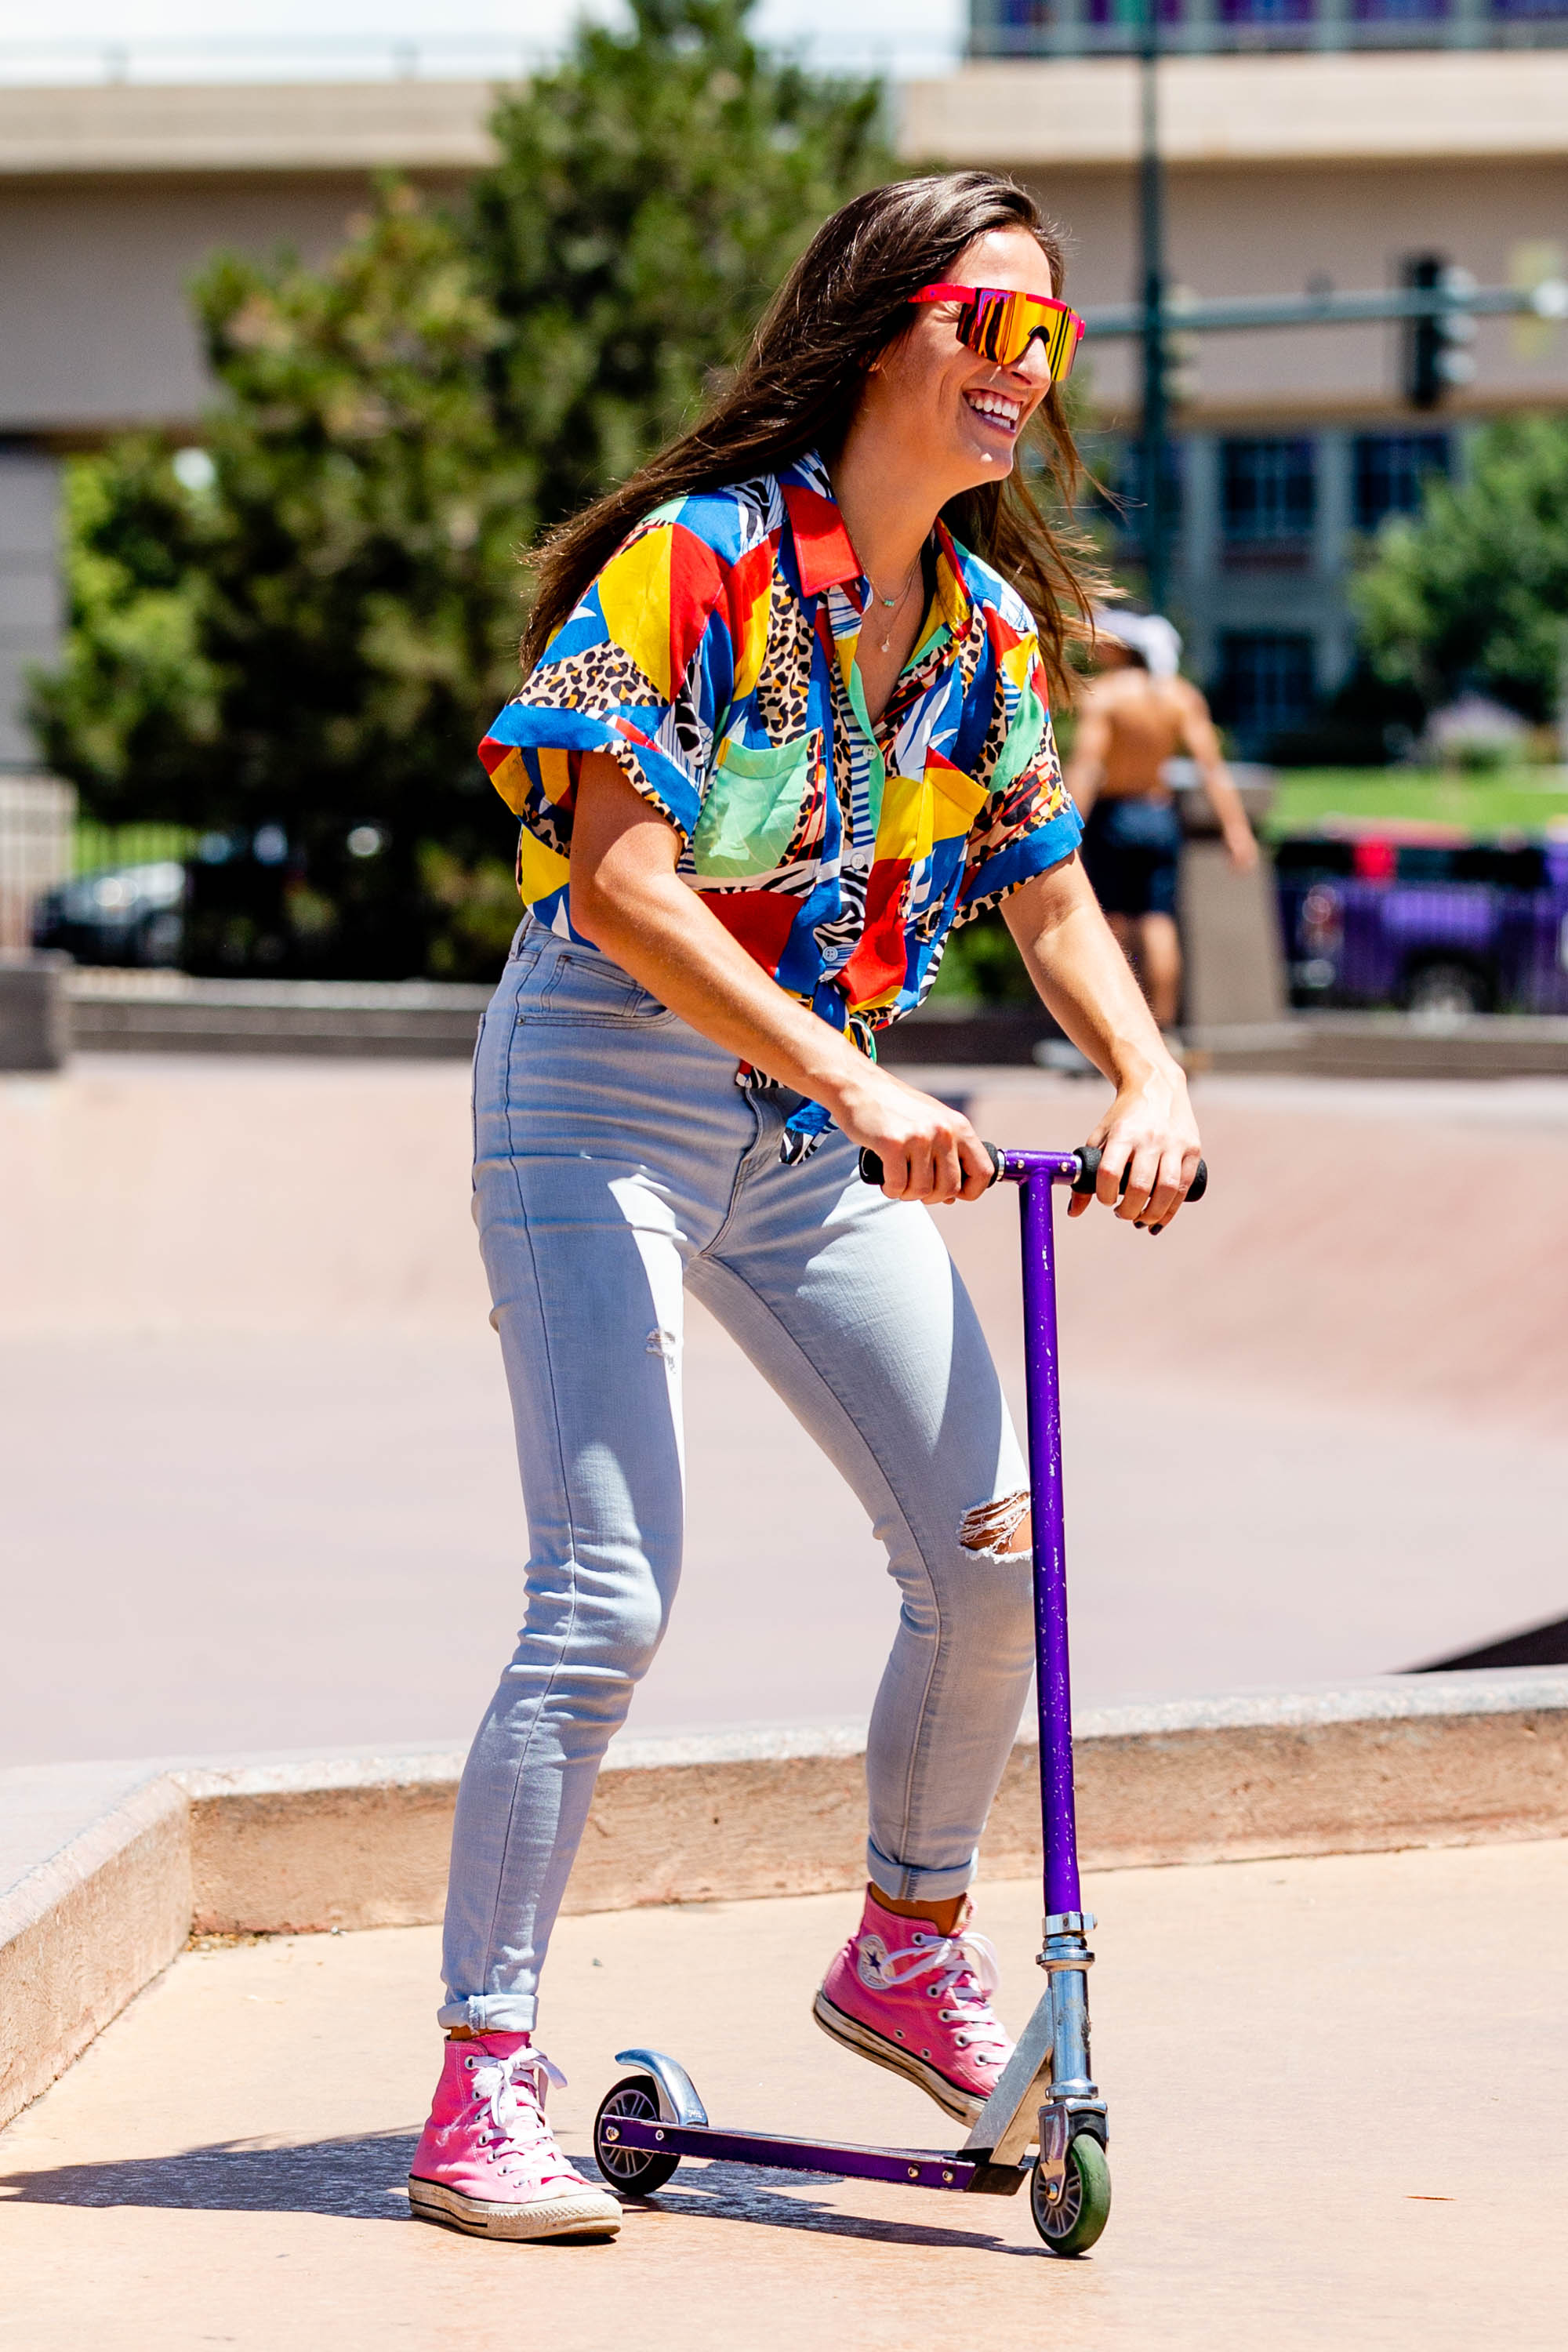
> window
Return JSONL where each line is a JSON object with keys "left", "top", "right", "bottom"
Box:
{"left": 1352, "top": 433, "right": 1449, "bottom": 532}
{"left": 1080, "top": 0, "right": 1183, "bottom": 24}
{"left": 1097, "top": 437, "right": 1185, "bottom": 559}
{"left": 1221, "top": 438, "right": 1315, "bottom": 565}
{"left": 1353, "top": 0, "right": 1449, "bottom": 18}
{"left": 1220, "top": 0, "right": 1313, "bottom": 22}
{"left": 1217, "top": 633, "right": 1316, "bottom": 739}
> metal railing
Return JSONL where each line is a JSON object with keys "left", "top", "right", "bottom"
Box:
{"left": 1081, "top": 274, "right": 1568, "bottom": 339}
{"left": 0, "top": 27, "right": 929, "bottom": 87}
{"left": 971, "top": 0, "right": 1568, "bottom": 56}
{"left": 0, "top": 36, "right": 550, "bottom": 86}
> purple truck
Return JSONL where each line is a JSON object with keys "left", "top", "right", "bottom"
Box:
{"left": 1274, "top": 826, "right": 1568, "bottom": 1019}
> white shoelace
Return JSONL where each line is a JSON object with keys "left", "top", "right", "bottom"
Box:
{"left": 873, "top": 1929, "right": 1012, "bottom": 2064}
{"left": 468, "top": 2047, "right": 572, "bottom": 2180}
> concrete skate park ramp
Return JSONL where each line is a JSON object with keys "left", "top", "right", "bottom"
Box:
{"left": 0, "top": 1057, "right": 1563, "bottom": 1763}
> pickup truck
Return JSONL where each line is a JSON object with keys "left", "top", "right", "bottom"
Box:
{"left": 1275, "top": 825, "right": 1568, "bottom": 1018}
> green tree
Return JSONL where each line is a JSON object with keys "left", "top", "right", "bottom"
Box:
{"left": 1355, "top": 415, "right": 1568, "bottom": 724}
{"left": 28, "top": 440, "right": 220, "bottom": 821}
{"left": 31, "top": 0, "right": 888, "bottom": 975}
{"left": 470, "top": 0, "right": 887, "bottom": 529}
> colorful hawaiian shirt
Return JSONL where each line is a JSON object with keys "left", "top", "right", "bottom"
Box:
{"left": 478, "top": 448, "right": 1081, "bottom": 1154}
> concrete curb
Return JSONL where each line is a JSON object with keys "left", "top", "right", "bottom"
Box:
{"left": 53, "top": 974, "right": 1568, "bottom": 1075}
{"left": 5, "top": 1669, "right": 1566, "bottom": 2128}
{"left": 64, "top": 974, "right": 492, "bottom": 1060}
{"left": 0, "top": 1774, "right": 191, "bottom": 2126}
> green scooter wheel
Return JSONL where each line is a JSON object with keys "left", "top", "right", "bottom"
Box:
{"left": 1029, "top": 2131, "right": 1112, "bottom": 2256}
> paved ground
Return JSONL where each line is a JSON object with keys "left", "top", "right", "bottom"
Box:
{"left": 2, "top": 1058, "right": 1564, "bottom": 1763}
{"left": 2, "top": 1839, "right": 1563, "bottom": 2350}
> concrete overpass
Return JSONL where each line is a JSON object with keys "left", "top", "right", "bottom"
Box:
{"left": 4, "top": 60, "right": 1568, "bottom": 760}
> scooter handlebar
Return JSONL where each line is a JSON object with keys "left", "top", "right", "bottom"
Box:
{"left": 857, "top": 1142, "right": 1002, "bottom": 1189}
{"left": 858, "top": 1142, "right": 1207, "bottom": 1203}
{"left": 1072, "top": 1144, "right": 1208, "bottom": 1204}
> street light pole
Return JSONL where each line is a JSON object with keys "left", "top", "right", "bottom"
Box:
{"left": 1138, "top": 0, "right": 1169, "bottom": 617}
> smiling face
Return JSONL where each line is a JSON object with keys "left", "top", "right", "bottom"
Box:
{"left": 853, "top": 226, "right": 1061, "bottom": 510}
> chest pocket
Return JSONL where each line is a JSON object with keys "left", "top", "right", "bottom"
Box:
{"left": 693, "top": 731, "right": 826, "bottom": 882}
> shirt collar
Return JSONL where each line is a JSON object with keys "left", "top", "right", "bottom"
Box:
{"left": 778, "top": 452, "right": 975, "bottom": 641}
{"left": 778, "top": 452, "right": 861, "bottom": 597}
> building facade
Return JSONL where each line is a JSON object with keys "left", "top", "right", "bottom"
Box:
{"left": 908, "top": 27, "right": 1568, "bottom": 743}
{"left": 2, "top": 49, "right": 1566, "bottom": 764}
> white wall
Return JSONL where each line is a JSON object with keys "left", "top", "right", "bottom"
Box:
{"left": 0, "top": 450, "right": 63, "bottom": 767}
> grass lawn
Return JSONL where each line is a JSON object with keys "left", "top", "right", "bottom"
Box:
{"left": 1265, "top": 768, "right": 1568, "bottom": 840}
{"left": 74, "top": 820, "right": 196, "bottom": 875}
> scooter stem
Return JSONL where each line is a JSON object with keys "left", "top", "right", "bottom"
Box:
{"left": 1016, "top": 1161, "right": 1083, "bottom": 1923}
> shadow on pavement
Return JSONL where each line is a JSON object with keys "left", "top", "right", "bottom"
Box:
{"left": 2, "top": 2136, "right": 1040, "bottom": 2255}
{"left": 604, "top": 2158, "right": 1037, "bottom": 2257}
{"left": 0, "top": 2130, "right": 419, "bottom": 2220}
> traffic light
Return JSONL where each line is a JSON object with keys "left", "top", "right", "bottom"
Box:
{"left": 1403, "top": 254, "right": 1477, "bottom": 409}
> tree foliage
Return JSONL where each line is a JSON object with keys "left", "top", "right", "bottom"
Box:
{"left": 29, "top": 0, "right": 889, "bottom": 975}
{"left": 471, "top": 0, "right": 887, "bottom": 529}
{"left": 1354, "top": 415, "right": 1568, "bottom": 724}
{"left": 29, "top": 441, "right": 220, "bottom": 819}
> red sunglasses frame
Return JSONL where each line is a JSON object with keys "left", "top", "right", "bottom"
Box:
{"left": 910, "top": 282, "right": 1086, "bottom": 380}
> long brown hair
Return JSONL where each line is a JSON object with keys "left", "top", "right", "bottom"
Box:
{"left": 520, "top": 172, "right": 1105, "bottom": 699}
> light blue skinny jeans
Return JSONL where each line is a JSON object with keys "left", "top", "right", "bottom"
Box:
{"left": 439, "top": 920, "right": 1034, "bottom": 2031}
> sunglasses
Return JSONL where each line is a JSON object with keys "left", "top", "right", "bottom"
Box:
{"left": 911, "top": 282, "right": 1086, "bottom": 382}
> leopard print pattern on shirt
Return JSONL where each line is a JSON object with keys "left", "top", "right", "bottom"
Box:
{"left": 514, "top": 638, "right": 663, "bottom": 720}
{"left": 751, "top": 577, "right": 814, "bottom": 750}
{"left": 960, "top": 719, "right": 1071, "bottom": 917}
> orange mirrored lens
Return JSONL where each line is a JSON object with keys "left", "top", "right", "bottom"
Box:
{"left": 956, "top": 289, "right": 1083, "bottom": 380}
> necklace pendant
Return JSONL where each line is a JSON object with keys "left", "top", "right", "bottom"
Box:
{"left": 879, "top": 633, "right": 892, "bottom": 653}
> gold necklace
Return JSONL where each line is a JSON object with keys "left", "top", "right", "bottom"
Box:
{"left": 869, "top": 555, "right": 920, "bottom": 655}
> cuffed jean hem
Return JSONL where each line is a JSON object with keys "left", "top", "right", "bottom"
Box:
{"left": 866, "top": 1838, "right": 978, "bottom": 1907}
{"left": 437, "top": 1994, "right": 539, "bottom": 2034}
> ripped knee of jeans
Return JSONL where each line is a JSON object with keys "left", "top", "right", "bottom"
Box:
{"left": 957, "top": 1490, "right": 1032, "bottom": 1559}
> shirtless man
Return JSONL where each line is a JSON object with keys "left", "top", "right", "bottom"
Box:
{"left": 1065, "top": 612, "right": 1258, "bottom": 1031}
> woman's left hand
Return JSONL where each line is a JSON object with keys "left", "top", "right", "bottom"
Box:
{"left": 1066, "top": 1061, "right": 1203, "bottom": 1231}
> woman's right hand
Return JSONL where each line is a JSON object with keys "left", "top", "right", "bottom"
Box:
{"left": 832, "top": 1065, "right": 997, "bottom": 1205}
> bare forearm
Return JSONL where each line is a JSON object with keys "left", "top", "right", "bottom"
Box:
{"left": 1003, "top": 860, "right": 1179, "bottom": 1083}
{"left": 1201, "top": 760, "right": 1250, "bottom": 838}
{"left": 1003, "top": 858, "right": 1201, "bottom": 1225}
{"left": 575, "top": 862, "right": 873, "bottom": 1110}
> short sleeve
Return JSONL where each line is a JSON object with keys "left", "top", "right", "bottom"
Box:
{"left": 477, "top": 499, "right": 763, "bottom": 880}
{"left": 954, "top": 622, "right": 1082, "bottom": 923}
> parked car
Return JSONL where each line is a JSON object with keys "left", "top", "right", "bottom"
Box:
{"left": 1275, "top": 825, "right": 1568, "bottom": 1017}
{"left": 32, "top": 825, "right": 377, "bottom": 976}
{"left": 31, "top": 859, "right": 187, "bottom": 967}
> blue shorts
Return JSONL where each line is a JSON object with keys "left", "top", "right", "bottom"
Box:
{"left": 1081, "top": 796, "right": 1182, "bottom": 920}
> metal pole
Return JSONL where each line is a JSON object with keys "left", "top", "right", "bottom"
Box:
{"left": 1138, "top": 0, "right": 1168, "bottom": 618}
{"left": 1019, "top": 1171, "right": 1082, "bottom": 1920}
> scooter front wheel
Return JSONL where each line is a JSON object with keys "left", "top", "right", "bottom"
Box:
{"left": 593, "top": 2074, "right": 681, "bottom": 2197}
{"left": 1029, "top": 2132, "right": 1111, "bottom": 2256}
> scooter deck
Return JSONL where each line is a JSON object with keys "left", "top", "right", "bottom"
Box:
{"left": 596, "top": 2111, "right": 1032, "bottom": 2197}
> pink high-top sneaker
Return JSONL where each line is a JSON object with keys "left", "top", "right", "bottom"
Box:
{"left": 812, "top": 1887, "right": 1013, "bottom": 2124}
{"left": 408, "top": 2033, "right": 621, "bottom": 2241}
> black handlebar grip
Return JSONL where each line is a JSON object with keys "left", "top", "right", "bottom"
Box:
{"left": 1073, "top": 1145, "right": 1207, "bottom": 1203}
{"left": 858, "top": 1142, "right": 1004, "bottom": 1189}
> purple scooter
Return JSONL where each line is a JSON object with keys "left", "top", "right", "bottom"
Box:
{"left": 592, "top": 1140, "right": 1205, "bottom": 2257}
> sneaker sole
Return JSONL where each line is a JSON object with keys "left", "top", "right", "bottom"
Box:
{"left": 811, "top": 1989, "right": 985, "bottom": 2125}
{"left": 408, "top": 2174, "right": 621, "bottom": 2241}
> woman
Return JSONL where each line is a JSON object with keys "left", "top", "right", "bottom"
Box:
{"left": 409, "top": 171, "right": 1201, "bottom": 2243}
